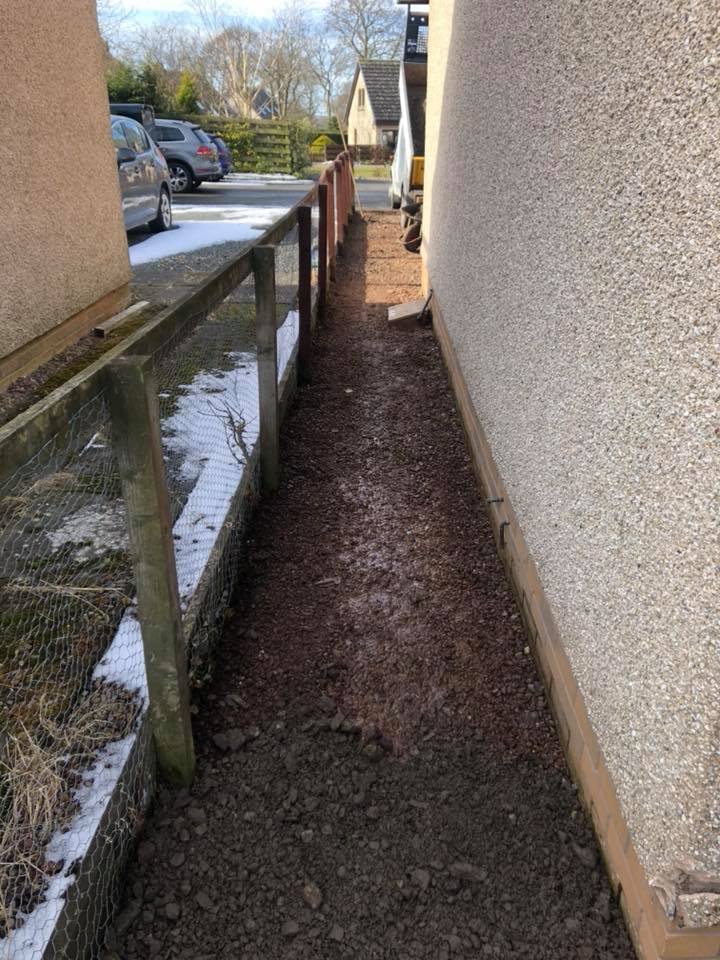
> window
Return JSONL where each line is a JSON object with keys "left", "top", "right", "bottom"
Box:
{"left": 416, "top": 24, "right": 429, "bottom": 55}
{"left": 192, "top": 127, "right": 211, "bottom": 144}
{"left": 381, "top": 129, "right": 397, "bottom": 148}
{"left": 358, "top": 87, "right": 365, "bottom": 109}
{"left": 152, "top": 124, "right": 185, "bottom": 142}
{"left": 111, "top": 123, "right": 129, "bottom": 150}
{"left": 123, "top": 121, "right": 149, "bottom": 154}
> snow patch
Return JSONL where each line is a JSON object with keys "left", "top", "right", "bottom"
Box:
{"left": 47, "top": 500, "right": 129, "bottom": 561}
{"left": 226, "top": 172, "right": 307, "bottom": 182}
{"left": 129, "top": 220, "right": 263, "bottom": 265}
{"left": 173, "top": 205, "right": 288, "bottom": 225}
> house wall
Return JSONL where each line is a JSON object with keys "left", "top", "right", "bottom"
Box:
{"left": 424, "top": 0, "right": 719, "bottom": 948}
{"left": 347, "top": 74, "right": 380, "bottom": 145}
{"left": 0, "top": 0, "right": 131, "bottom": 388}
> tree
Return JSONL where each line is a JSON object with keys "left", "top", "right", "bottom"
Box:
{"left": 328, "top": 0, "right": 404, "bottom": 61}
{"left": 308, "top": 27, "right": 353, "bottom": 122}
{"left": 262, "top": 2, "right": 314, "bottom": 119}
{"left": 175, "top": 70, "right": 200, "bottom": 112}
{"left": 96, "top": 0, "right": 132, "bottom": 53}
{"left": 106, "top": 60, "right": 139, "bottom": 102}
{"left": 136, "top": 60, "right": 171, "bottom": 111}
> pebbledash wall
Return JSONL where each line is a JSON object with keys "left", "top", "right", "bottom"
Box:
{"left": 0, "top": 0, "right": 131, "bottom": 390}
{"left": 422, "top": 1, "right": 719, "bottom": 958}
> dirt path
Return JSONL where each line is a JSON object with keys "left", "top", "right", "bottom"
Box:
{"left": 110, "top": 214, "right": 634, "bottom": 960}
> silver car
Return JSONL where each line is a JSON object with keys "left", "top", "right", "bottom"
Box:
{"left": 149, "top": 119, "right": 222, "bottom": 193}
{"left": 111, "top": 114, "right": 173, "bottom": 232}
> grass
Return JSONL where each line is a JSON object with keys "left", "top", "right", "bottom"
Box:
{"left": 303, "top": 162, "right": 390, "bottom": 180}
{"left": 0, "top": 544, "right": 134, "bottom": 738}
{"left": 0, "top": 683, "right": 140, "bottom": 938}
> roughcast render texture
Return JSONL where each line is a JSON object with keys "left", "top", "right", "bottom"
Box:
{"left": 423, "top": 0, "right": 719, "bottom": 886}
{"left": 0, "top": 0, "right": 130, "bottom": 359}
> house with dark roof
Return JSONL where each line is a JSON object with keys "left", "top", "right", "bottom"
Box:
{"left": 345, "top": 60, "right": 401, "bottom": 148}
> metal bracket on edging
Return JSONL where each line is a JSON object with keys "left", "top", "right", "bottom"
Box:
{"left": 499, "top": 521, "right": 510, "bottom": 547}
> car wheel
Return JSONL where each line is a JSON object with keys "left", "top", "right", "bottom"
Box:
{"left": 169, "top": 162, "right": 192, "bottom": 194}
{"left": 149, "top": 187, "right": 172, "bottom": 233}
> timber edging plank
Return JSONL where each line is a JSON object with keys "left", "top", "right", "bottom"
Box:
{"left": 0, "top": 284, "right": 131, "bottom": 392}
{"left": 428, "top": 288, "right": 720, "bottom": 960}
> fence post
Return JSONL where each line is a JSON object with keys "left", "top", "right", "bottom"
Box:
{"left": 327, "top": 174, "right": 336, "bottom": 282}
{"left": 106, "top": 356, "right": 195, "bottom": 787}
{"left": 347, "top": 154, "right": 355, "bottom": 218}
{"left": 253, "top": 245, "right": 280, "bottom": 492}
{"left": 343, "top": 155, "right": 350, "bottom": 223}
{"left": 318, "top": 181, "right": 328, "bottom": 314}
{"left": 334, "top": 160, "right": 344, "bottom": 249}
{"left": 297, "top": 204, "right": 312, "bottom": 379}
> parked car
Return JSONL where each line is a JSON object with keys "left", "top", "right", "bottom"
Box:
{"left": 109, "top": 102, "right": 155, "bottom": 129}
{"left": 209, "top": 135, "right": 233, "bottom": 178}
{"left": 111, "top": 114, "right": 173, "bottom": 232}
{"left": 148, "top": 119, "right": 221, "bottom": 193}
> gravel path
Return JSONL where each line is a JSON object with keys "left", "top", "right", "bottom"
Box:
{"left": 109, "top": 213, "right": 634, "bottom": 960}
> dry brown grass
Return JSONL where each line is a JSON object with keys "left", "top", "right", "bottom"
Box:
{"left": 0, "top": 683, "right": 139, "bottom": 938}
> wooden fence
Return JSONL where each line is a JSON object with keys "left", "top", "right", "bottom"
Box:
{"left": 0, "top": 153, "right": 355, "bottom": 960}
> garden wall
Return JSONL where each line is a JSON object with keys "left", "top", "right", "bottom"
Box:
{"left": 0, "top": 0, "right": 131, "bottom": 390}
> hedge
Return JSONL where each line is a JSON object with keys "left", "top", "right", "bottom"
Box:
{"left": 158, "top": 114, "right": 316, "bottom": 175}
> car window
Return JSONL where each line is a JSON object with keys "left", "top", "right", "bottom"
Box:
{"left": 112, "top": 122, "right": 129, "bottom": 149}
{"left": 161, "top": 125, "right": 186, "bottom": 142}
{"left": 192, "top": 127, "right": 211, "bottom": 144}
{"left": 123, "top": 122, "right": 149, "bottom": 154}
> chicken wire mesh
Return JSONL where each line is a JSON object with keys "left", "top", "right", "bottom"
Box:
{"left": 0, "top": 394, "right": 149, "bottom": 959}
{"left": 150, "top": 280, "right": 259, "bottom": 684}
{"left": 0, "top": 213, "right": 305, "bottom": 958}
{"left": 148, "top": 222, "right": 299, "bottom": 681}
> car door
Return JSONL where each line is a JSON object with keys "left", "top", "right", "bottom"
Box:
{"left": 112, "top": 121, "right": 138, "bottom": 229}
{"left": 122, "top": 121, "right": 157, "bottom": 222}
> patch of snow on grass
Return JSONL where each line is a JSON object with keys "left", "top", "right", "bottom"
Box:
{"left": 129, "top": 220, "right": 263, "bottom": 266}
{"left": 173, "top": 205, "right": 288, "bottom": 225}
{"left": 226, "top": 172, "right": 307, "bottom": 181}
{"left": 94, "top": 613, "right": 147, "bottom": 697}
{"left": 166, "top": 310, "right": 298, "bottom": 604}
{"left": 47, "top": 501, "right": 129, "bottom": 561}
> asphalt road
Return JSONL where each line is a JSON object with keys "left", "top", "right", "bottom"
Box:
{"left": 172, "top": 175, "right": 392, "bottom": 212}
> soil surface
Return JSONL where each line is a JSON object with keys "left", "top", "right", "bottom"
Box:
{"left": 109, "top": 214, "right": 634, "bottom": 960}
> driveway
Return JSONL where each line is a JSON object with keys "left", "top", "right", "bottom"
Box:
{"left": 129, "top": 173, "right": 392, "bottom": 305}
{"left": 171, "top": 174, "right": 391, "bottom": 213}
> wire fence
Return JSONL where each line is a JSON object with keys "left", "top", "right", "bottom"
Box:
{"left": 0, "top": 155, "right": 352, "bottom": 960}
{"left": 0, "top": 393, "right": 146, "bottom": 957}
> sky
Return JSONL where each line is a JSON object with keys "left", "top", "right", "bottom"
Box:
{"left": 125, "top": 0, "right": 330, "bottom": 23}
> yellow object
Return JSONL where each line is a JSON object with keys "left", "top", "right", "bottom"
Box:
{"left": 411, "top": 156, "right": 425, "bottom": 189}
